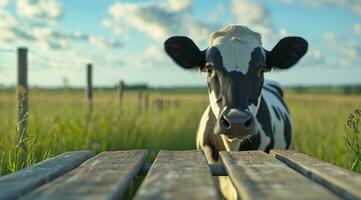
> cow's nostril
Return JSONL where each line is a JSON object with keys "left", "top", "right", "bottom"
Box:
{"left": 220, "top": 116, "right": 231, "bottom": 129}
{"left": 244, "top": 117, "right": 253, "bottom": 128}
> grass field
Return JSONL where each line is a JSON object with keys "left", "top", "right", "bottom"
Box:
{"left": 0, "top": 89, "right": 360, "bottom": 177}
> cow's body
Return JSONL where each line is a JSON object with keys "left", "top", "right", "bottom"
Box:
{"left": 196, "top": 80, "right": 292, "bottom": 163}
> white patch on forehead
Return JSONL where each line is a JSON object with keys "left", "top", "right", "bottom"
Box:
{"left": 209, "top": 25, "right": 263, "bottom": 74}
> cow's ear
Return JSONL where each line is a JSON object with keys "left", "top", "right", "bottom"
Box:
{"left": 164, "top": 36, "right": 206, "bottom": 69}
{"left": 265, "top": 36, "right": 308, "bottom": 70}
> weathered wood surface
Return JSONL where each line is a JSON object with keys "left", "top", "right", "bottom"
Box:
{"left": 138, "top": 163, "right": 227, "bottom": 176}
{"left": 21, "top": 150, "right": 148, "bottom": 200}
{"left": 220, "top": 151, "right": 340, "bottom": 200}
{"left": 271, "top": 149, "right": 361, "bottom": 200}
{"left": 134, "top": 150, "right": 220, "bottom": 200}
{"left": 0, "top": 150, "right": 92, "bottom": 200}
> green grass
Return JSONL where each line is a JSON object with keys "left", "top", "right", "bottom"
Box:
{"left": 0, "top": 89, "right": 360, "bottom": 178}
{"left": 0, "top": 90, "right": 206, "bottom": 175}
{"left": 286, "top": 93, "right": 361, "bottom": 170}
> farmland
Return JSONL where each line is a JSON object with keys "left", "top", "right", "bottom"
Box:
{"left": 0, "top": 88, "right": 360, "bottom": 176}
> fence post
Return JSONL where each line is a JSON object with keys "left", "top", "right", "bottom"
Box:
{"left": 17, "top": 47, "right": 28, "bottom": 152}
{"left": 144, "top": 93, "right": 149, "bottom": 111}
{"left": 86, "top": 63, "right": 93, "bottom": 104}
{"left": 118, "top": 80, "right": 124, "bottom": 104}
{"left": 137, "top": 91, "right": 143, "bottom": 112}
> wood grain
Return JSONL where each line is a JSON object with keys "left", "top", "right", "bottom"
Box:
{"left": 21, "top": 150, "right": 148, "bottom": 200}
{"left": 0, "top": 150, "right": 92, "bottom": 200}
{"left": 134, "top": 150, "right": 220, "bottom": 200}
{"left": 271, "top": 149, "right": 361, "bottom": 200}
{"left": 220, "top": 151, "right": 340, "bottom": 200}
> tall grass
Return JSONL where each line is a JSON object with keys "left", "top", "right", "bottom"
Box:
{"left": 287, "top": 93, "right": 361, "bottom": 169}
{"left": 345, "top": 109, "right": 361, "bottom": 172}
{"left": 0, "top": 90, "right": 207, "bottom": 175}
{"left": 0, "top": 89, "right": 360, "bottom": 176}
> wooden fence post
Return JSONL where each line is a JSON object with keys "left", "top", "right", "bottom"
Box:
{"left": 86, "top": 63, "right": 93, "bottom": 104}
{"left": 17, "top": 47, "right": 28, "bottom": 152}
{"left": 118, "top": 80, "right": 124, "bottom": 104}
{"left": 144, "top": 93, "right": 149, "bottom": 111}
{"left": 137, "top": 91, "right": 143, "bottom": 112}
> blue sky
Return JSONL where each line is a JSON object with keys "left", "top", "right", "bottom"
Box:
{"left": 0, "top": 0, "right": 360, "bottom": 87}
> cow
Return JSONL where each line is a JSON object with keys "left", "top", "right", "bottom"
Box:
{"left": 164, "top": 25, "right": 308, "bottom": 199}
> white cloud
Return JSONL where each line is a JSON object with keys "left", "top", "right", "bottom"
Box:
{"left": 140, "top": 45, "right": 169, "bottom": 68}
{"left": 208, "top": 4, "right": 225, "bottom": 23}
{"left": 16, "top": 0, "right": 64, "bottom": 26}
{"left": 230, "top": 0, "right": 286, "bottom": 49}
{"left": 312, "top": 49, "right": 321, "bottom": 59}
{"left": 313, "top": 32, "right": 361, "bottom": 68}
{"left": 279, "top": 28, "right": 290, "bottom": 37}
{"left": 164, "top": 0, "right": 192, "bottom": 12}
{"left": 322, "top": 32, "right": 335, "bottom": 42}
{"left": 104, "top": 0, "right": 217, "bottom": 44}
{"left": 353, "top": 23, "right": 361, "bottom": 36}
{"left": 229, "top": 0, "right": 361, "bottom": 71}
{"left": 17, "top": 0, "right": 63, "bottom": 24}
{"left": 88, "top": 36, "right": 122, "bottom": 49}
{"left": 322, "top": 32, "right": 359, "bottom": 60}
{"left": 0, "top": 11, "right": 122, "bottom": 51}
{"left": 0, "top": 10, "right": 36, "bottom": 46}
{"left": 0, "top": 0, "right": 8, "bottom": 8}
{"left": 231, "top": 0, "right": 272, "bottom": 34}
{"left": 275, "top": 0, "right": 361, "bottom": 16}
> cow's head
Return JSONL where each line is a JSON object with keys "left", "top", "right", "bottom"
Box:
{"left": 164, "top": 25, "right": 307, "bottom": 140}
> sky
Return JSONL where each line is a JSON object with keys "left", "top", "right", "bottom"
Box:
{"left": 0, "top": 0, "right": 360, "bottom": 87}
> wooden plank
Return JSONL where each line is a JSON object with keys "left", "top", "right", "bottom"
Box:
{"left": 271, "top": 149, "right": 361, "bottom": 200}
{"left": 220, "top": 151, "right": 340, "bottom": 200}
{"left": 134, "top": 150, "right": 220, "bottom": 200}
{"left": 21, "top": 150, "right": 148, "bottom": 200}
{"left": 0, "top": 150, "right": 92, "bottom": 200}
{"left": 138, "top": 163, "right": 227, "bottom": 176}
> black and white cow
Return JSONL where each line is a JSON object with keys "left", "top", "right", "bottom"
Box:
{"left": 164, "top": 25, "right": 307, "bottom": 198}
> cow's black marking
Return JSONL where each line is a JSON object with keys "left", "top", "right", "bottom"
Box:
{"left": 267, "top": 83, "right": 284, "bottom": 97}
{"left": 256, "top": 96, "right": 274, "bottom": 152}
{"left": 282, "top": 112, "right": 292, "bottom": 149}
{"left": 206, "top": 47, "right": 224, "bottom": 71}
{"left": 272, "top": 105, "right": 281, "bottom": 120}
{"left": 206, "top": 47, "right": 264, "bottom": 112}
{"left": 220, "top": 71, "right": 262, "bottom": 109}
{"left": 263, "top": 86, "right": 289, "bottom": 113}
{"left": 248, "top": 47, "right": 265, "bottom": 75}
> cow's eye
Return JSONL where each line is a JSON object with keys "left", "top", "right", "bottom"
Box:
{"left": 257, "top": 70, "right": 262, "bottom": 77}
{"left": 260, "top": 65, "right": 270, "bottom": 73}
{"left": 204, "top": 64, "right": 214, "bottom": 77}
{"left": 207, "top": 67, "right": 213, "bottom": 77}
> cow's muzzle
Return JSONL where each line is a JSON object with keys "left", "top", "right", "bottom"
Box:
{"left": 214, "top": 108, "right": 256, "bottom": 138}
